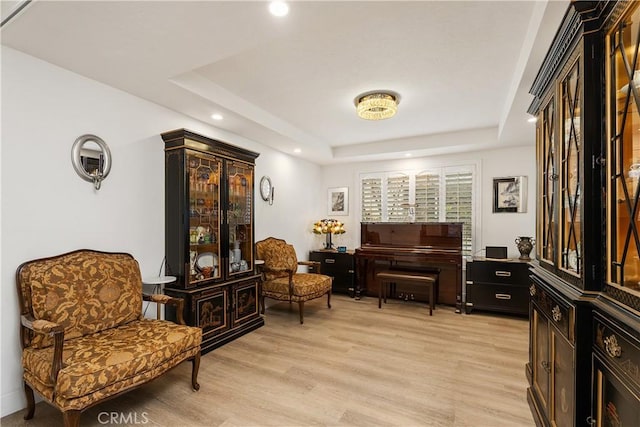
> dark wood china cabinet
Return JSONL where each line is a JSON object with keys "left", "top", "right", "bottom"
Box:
{"left": 528, "top": 2, "right": 640, "bottom": 426}
{"left": 160, "top": 129, "right": 263, "bottom": 354}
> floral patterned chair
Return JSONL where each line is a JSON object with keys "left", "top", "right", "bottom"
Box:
{"left": 16, "top": 249, "right": 202, "bottom": 427}
{"left": 255, "top": 237, "right": 332, "bottom": 324}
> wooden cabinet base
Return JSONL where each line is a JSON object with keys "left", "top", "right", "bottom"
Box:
{"left": 165, "top": 275, "right": 263, "bottom": 355}
{"left": 526, "top": 388, "right": 546, "bottom": 427}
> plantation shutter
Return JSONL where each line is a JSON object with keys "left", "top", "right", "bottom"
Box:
{"left": 387, "top": 174, "right": 410, "bottom": 221}
{"left": 415, "top": 172, "right": 440, "bottom": 222}
{"left": 359, "top": 166, "right": 475, "bottom": 255}
{"left": 444, "top": 171, "right": 473, "bottom": 255}
{"left": 361, "top": 177, "right": 382, "bottom": 221}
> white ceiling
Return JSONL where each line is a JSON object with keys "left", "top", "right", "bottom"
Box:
{"left": 1, "top": 0, "right": 568, "bottom": 165}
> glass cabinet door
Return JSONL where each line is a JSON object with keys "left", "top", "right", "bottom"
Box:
{"left": 593, "top": 358, "right": 640, "bottom": 427}
{"left": 540, "top": 98, "right": 557, "bottom": 266}
{"left": 227, "top": 160, "right": 254, "bottom": 276}
{"left": 607, "top": 3, "right": 640, "bottom": 293}
{"left": 187, "top": 151, "right": 222, "bottom": 284}
{"left": 560, "top": 61, "right": 582, "bottom": 277}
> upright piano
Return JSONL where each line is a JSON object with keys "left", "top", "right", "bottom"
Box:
{"left": 354, "top": 222, "right": 463, "bottom": 313}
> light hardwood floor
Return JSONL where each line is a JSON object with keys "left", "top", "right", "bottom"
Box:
{"left": 2, "top": 295, "right": 534, "bottom": 427}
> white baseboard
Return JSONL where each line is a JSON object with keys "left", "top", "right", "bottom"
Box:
{"left": 1, "top": 388, "right": 27, "bottom": 418}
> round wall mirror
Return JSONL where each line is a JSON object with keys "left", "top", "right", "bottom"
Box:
{"left": 71, "top": 134, "right": 111, "bottom": 190}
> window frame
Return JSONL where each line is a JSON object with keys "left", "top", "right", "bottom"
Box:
{"left": 359, "top": 163, "right": 479, "bottom": 256}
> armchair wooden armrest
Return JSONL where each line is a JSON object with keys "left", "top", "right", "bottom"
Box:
{"left": 142, "top": 294, "right": 186, "bottom": 324}
{"left": 297, "top": 260, "right": 322, "bottom": 273}
{"left": 21, "top": 314, "right": 65, "bottom": 384}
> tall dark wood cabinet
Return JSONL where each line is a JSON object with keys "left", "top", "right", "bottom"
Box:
{"left": 528, "top": 2, "right": 640, "bottom": 426}
{"left": 160, "top": 129, "right": 263, "bottom": 354}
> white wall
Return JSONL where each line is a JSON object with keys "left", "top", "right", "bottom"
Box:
{"left": 0, "top": 47, "right": 323, "bottom": 417}
{"left": 480, "top": 146, "right": 537, "bottom": 258}
{"left": 321, "top": 145, "right": 536, "bottom": 259}
{"left": 254, "top": 151, "right": 323, "bottom": 252}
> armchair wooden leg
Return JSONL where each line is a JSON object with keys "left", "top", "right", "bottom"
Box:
{"left": 327, "top": 291, "right": 332, "bottom": 309}
{"left": 191, "top": 352, "right": 201, "bottom": 391}
{"left": 23, "top": 382, "right": 35, "bottom": 420}
{"left": 298, "top": 301, "right": 304, "bottom": 324}
{"left": 62, "top": 410, "right": 81, "bottom": 427}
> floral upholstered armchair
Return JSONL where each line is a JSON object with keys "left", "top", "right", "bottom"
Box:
{"left": 16, "top": 249, "right": 202, "bottom": 427}
{"left": 255, "top": 237, "right": 332, "bottom": 324}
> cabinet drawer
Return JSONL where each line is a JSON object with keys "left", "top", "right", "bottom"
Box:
{"left": 466, "top": 283, "right": 529, "bottom": 315}
{"left": 530, "top": 280, "right": 573, "bottom": 341}
{"left": 311, "top": 254, "right": 351, "bottom": 271}
{"left": 467, "top": 260, "right": 530, "bottom": 285}
{"left": 593, "top": 313, "right": 640, "bottom": 390}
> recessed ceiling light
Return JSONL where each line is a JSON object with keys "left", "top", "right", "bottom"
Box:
{"left": 211, "top": 114, "right": 223, "bottom": 121}
{"left": 269, "top": 1, "right": 289, "bottom": 17}
{"left": 527, "top": 116, "right": 537, "bottom": 123}
{"left": 293, "top": 148, "right": 301, "bottom": 154}
{"left": 405, "top": 153, "right": 412, "bottom": 157}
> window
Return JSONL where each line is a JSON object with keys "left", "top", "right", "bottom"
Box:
{"left": 386, "top": 173, "right": 410, "bottom": 221}
{"left": 361, "top": 177, "right": 382, "bottom": 222}
{"left": 415, "top": 172, "right": 440, "bottom": 222}
{"left": 444, "top": 171, "right": 473, "bottom": 254}
{"left": 361, "top": 166, "right": 475, "bottom": 255}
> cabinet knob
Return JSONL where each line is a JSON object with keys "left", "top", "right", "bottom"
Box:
{"left": 495, "top": 293, "right": 512, "bottom": 300}
{"left": 325, "top": 259, "right": 336, "bottom": 264}
{"left": 586, "top": 416, "right": 596, "bottom": 426}
{"left": 495, "top": 271, "right": 511, "bottom": 277}
{"left": 604, "top": 334, "right": 622, "bottom": 358}
{"left": 540, "top": 360, "right": 551, "bottom": 373}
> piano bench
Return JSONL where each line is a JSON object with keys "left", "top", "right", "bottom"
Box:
{"left": 377, "top": 270, "right": 438, "bottom": 315}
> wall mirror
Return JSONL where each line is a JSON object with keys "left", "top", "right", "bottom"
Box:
{"left": 71, "top": 134, "right": 111, "bottom": 190}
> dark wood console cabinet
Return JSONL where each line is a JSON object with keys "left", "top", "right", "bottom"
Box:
{"left": 308, "top": 250, "right": 355, "bottom": 297}
{"left": 465, "top": 258, "right": 529, "bottom": 316}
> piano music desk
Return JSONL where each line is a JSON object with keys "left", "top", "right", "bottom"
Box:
{"left": 377, "top": 270, "right": 437, "bottom": 315}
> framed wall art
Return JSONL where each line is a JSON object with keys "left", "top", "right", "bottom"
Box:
{"left": 328, "top": 187, "right": 349, "bottom": 216}
{"left": 493, "top": 176, "right": 527, "bottom": 213}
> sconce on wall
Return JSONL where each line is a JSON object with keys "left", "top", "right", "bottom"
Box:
{"left": 71, "top": 134, "right": 112, "bottom": 190}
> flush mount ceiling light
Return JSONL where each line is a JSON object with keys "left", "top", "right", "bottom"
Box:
{"left": 355, "top": 91, "right": 399, "bottom": 120}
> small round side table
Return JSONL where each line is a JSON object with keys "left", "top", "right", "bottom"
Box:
{"left": 142, "top": 275, "right": 176, "bottom": 319}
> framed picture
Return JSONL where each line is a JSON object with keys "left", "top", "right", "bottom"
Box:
{"left": 328, "top": 187, "right": 349, "bottom": 216}
{"left": 493, "top": 176, "right": 527, "bottom": 213}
